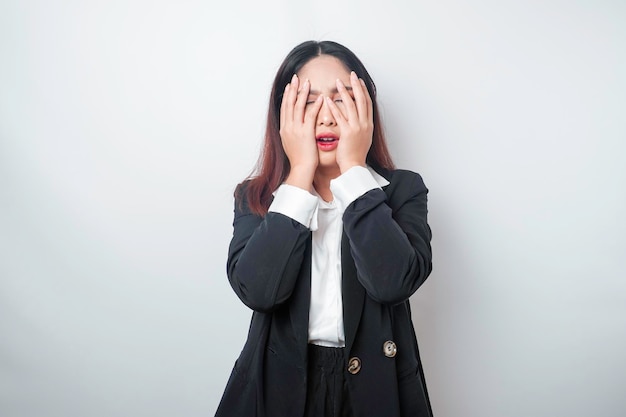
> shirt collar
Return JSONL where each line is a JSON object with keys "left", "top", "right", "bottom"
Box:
{"left": 308, "top": 166, "right": 388, "bottom": 230}
{"left": 312, "top": 166, "right": 388, "bottom": 209}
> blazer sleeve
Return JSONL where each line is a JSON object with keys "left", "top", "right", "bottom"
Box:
{"left": 342, "top": 171, "right": 433, "bottom": 305}
{"left": 226, "top": 188, "right": 311, "bottom": 313}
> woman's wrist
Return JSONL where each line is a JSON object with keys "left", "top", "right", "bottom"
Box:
{"left": 338, "top": 160, "right": 366, "bottom": 174}
{"left": 285, "top": 164, "right": 316, "bottom": 191}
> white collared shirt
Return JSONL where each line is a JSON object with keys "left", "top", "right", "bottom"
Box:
{"left": 268, "top": 166, "right": 389, "bottom": 347}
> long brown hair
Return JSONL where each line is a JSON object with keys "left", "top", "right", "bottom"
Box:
{"left": 238, "top": 40, "right": 395, "bottom": 215}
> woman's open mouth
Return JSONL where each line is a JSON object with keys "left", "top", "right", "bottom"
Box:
{"left": 316, "top": 133, "right": 339, "bottom": 151}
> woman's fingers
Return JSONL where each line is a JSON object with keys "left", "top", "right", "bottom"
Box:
{"left": 282, "top": 74, "right": 319, "bottom": 125}
{"left": 294, "top": 78, "right": 309, "bottom": 123}
{"left": 279, "top": 73, "right": 321, "bottom": 173}
{"left": 281, "top": 74, "right": 322, "bottom": 127}
{"left": 279, "top": 82, "right": 289, "bottom": 128}
{"left": 325, "top": 96, "right": 345, "bottom": 124}
{"left": 336, "top": 77, "right": 357, "bottom": 122}
{"left": 350, "top": 72, "right": 369, "bottom": 123}
{"left": 335, "top": 72, "right": 373, "bottom": 125}
{"left": 283, "top": 74, "right": 299, "bottom": 123}
{"left": 304, "top": 95, "right": 324, "bottom": 125}
{"left": 358, "top": 77, "right": 373, "bottom": 123}
{"left": 327, "top": 72, "right": 374, "bottom": 172}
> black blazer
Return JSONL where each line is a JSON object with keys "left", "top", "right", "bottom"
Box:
{"left": 215, "top": 168, "right": 433, "bottom": 417}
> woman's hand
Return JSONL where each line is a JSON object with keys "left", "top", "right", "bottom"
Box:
{"left": 279, "top": 74, "right": 323, "bottom": 189}
{"left": 325, "top": 71, "right": 374, "bottom": 173}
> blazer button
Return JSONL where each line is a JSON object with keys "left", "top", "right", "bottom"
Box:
{"left": 383, "top": 340, "right": 397, "bottom": 358}
{"left": 347, "top": 357, "right": 361, "bottom": 375}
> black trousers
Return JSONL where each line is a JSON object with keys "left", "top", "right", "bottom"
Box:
{"left": 304, "top": 344, "right": 353, "bottom": 417}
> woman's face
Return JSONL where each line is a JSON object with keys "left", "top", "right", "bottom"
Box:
{"left": 297, "top": 55, "right": 355, "bottom": 171}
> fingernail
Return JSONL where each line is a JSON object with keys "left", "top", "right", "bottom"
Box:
{"left": 292, "top": 74, "right": 298, "bottom": 82}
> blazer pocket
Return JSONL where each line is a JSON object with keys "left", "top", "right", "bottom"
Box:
{"left": 397, "top": 366, "right": 431, "bottom": 417}
{"left": 215, "top": 361, "right": 258, "bottom": 417}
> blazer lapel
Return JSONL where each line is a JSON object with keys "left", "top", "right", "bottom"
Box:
{"left": 341, "top": 232, "right": 365, "bottom": 353}
{"left": 341, "top": 171, "right": 391, "bottom": 353}
{"left": 289, "top": 235, "right": 312, "bottom": 362}
{"left": 288, "top": 226, "right": 369, "bottom": 358}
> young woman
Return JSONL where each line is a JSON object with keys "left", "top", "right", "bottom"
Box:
{"left": 215, "top": 40, "right": 433, "bottom": 417}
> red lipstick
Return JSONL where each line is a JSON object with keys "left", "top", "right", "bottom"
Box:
{"left": 315, "top": 132, "right": 339, "bottom": 151}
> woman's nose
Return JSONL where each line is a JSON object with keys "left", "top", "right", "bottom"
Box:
{"left": 317, "top": 100, "right": 336, "bottom": 126}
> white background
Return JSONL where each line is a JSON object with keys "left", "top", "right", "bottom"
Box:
{"left": 1, "top": 1, "right": 625, "bottom": 416}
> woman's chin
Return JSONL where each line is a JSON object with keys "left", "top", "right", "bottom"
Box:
{"left": 317, "top": 152, "right": 339, "bottom": 170}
